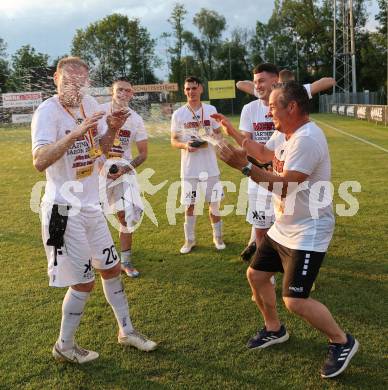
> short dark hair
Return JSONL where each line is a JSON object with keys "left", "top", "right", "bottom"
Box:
{"left": 272, "top": 81, "right": 310, "bottom": 115}
{"left": 184, "top": 76, "right": 203, "bottom": 86}
{"left": 253, "top": 63, "right": 279, "bottom": 76}
{"left": 279, "top": 69, "right": 295, "bottom": 82}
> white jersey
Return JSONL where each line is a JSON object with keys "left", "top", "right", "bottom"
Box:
{"left": 254, "top": 83, "right": 312, "bottom": 99}
{"left": 100, "top": 102, "right": 147, "bottom": 162}
{"left": 239, "top": 99, "right": 275, "bottom": 195}
{"left": 265, "top": 121, "right": 335, "bottom": 252}
{"left": 31, "top": 94, "right": 107, "bottom": 210}
{"left": 171, "top": 103, "right": 220, "bottom": 179}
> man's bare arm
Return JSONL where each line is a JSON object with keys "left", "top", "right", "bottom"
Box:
{"left": 310, "top": 77, "right": 336, "bottom": 95}
{"left": 241, "top": 137, "right": 274, "bottom": 163}
{"left": 131, "top": 139, "right": 148, "bottom": 169}
{"left": 212, "top": 126, "right": 223, "bottom": 141}
{"left": 171, "top": 131, "right": 196, "bottom": 152}
{"left": 109, "top": 139, "right": 148, "bottom": 180}
{"left": 218, "top": 143, "right": 307, "bottom": 196}
{"left": 236, "top": 80, "right": 255, "bottom": 96}
{"left": 100, "top": 109, "right": 130, "bottom": 154}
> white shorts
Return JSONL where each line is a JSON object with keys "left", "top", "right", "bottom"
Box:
{"left": 41, "top": 203, "right": 119, "bottom": 287}
{"left": 246, "top": 192, "right": 275, "bottom": 229}
{"left": 180, "top": 176, "right": 224, "bottom": 206}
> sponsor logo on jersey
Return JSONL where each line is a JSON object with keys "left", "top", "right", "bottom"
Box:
{"left": 119, "top": 129, "right": 131, "bottom": 138}
{"left": 184, "top": 119, "right": 211, "bottom": 129}
{"left": 253, "top": 122, "right": 275, "bottom": 131}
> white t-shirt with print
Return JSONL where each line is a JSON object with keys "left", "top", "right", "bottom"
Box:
{"left": 31, "top": 94, "right": 107, "bottom": 209}
{"left": 239, "top": 99, "right": 275, "bottom": 195}
{"left": 100, "top": 102, "right": 147, "bottom": 162}
{"left": 265, "top": 121, "right": 335, "bottom": 252}
{"left": 171, "top": 103, "right": 220, "bottom": 179}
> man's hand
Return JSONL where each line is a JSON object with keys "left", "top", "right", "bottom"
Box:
{"left": 73, "top": 111, "right": 105, "bottom": 139}
{"left": 107, "top": 165, "right": 128, "bottom": 180}
{"left": 210, "top": 113, "right": 233, "bottom": 136}
{"left": 218, "top": 142, "right": 249, "bottom": 171}
{"left": 186, "top": 142, "right": 198, "bottom": 152}
{"left": 106, "top": 108, "right": 131, "bottom": 132}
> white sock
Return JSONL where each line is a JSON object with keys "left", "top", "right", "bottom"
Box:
{"left": 58, "top": 287, "right": 90, "bottom": 351}
{"left": 184, "top": 215, "right": 196, "bottom": 242}
{"left": 102, "top": 276, "right": 134, "bottom": 336}
{"left": 121, "top": 249, "right": 132, "bottom": 264}
{"left": 249, "top": 226, "right": 256, "bottom": 245}
{"left": 212, "top": 220, "right": 223, "bottom": 238}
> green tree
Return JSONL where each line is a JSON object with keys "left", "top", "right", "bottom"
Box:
{"left": 357, "top": 31, "right": 386, "bottom": 91}
{"left": 215, "top": 28, "right": 253, "bottom": 112}
{"left": 250, "top": 21, "right": 270, "bottom": 66}
{"left": 7, "top": 45, "right": 49, "bottom": 92}
{"left": 71, "top": 14, "right": 159, "bottom": 85}
{"left": 0, "top": 38, "right": 10, "bottom": 92}
{"left": 374, "top": 0, "right": 387, "bottom": 99}
{"left": 375, "top": 0, "right": 387, "bottom": 34}
{"left": 183, "top": 8, "right": 226, "bottom": 80}
{"left": 162, "top": 3, "right": 187, "bottom": 97}
{"left": 250, "top": 0, "right": 368, "bottom": 85}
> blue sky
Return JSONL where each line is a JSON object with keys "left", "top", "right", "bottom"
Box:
{"left": 0, "top": 0, "right": 381, "bottom": 80}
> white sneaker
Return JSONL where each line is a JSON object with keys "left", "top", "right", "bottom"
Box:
{"left": 118, "top": 330, "right": 158, "bottom": 352}
{"left": 180, "top": 240, "right": 196, "bottom": 254}
{"left": 213, "top": 236, "right": 226, "bottom": 250}
{"left": 121, "top": 261, "right": 140, "bottom": 278}
{"left": 52, "top": 342, "right": 99, "bottom": 364}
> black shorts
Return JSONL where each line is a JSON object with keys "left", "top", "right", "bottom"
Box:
{"left": 250, "top": 234, "right": 326, "bottom": 298}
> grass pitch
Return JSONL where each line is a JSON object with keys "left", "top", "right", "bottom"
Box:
{"left": 0, "top": 114, "right": 387, "bottom": 389}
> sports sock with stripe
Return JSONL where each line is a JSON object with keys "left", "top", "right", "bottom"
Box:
{"left": 58, "top": 287, "right": 90, "bottom": 351}
{"left": 184, "top": 215, "right": 196, "bottom": 241}
{"left": 102, "top": 276, "right": 134, "bottom": 337}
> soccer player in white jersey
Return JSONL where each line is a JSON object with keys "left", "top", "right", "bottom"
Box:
{"left": 238, "top": 63, "right": 279, "bottom": 261}
{"left": 100, "top": 79, "right": 148, "bottom": 278}
{"left": 212, "top": 82, "right": 358, "bottom": 379}
{"left": 31, "top": 57, "right": 157, "bottom": 364}
{"left": 171, "top": 76, "right": 225, "bottom": 254}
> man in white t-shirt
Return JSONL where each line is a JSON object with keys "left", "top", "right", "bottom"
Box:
{"left": 31, "top": 57, "right": 157, "bottom": 364}
{"left": 100, "top": 79, "right": 148, "bottom": 278}
{"left": 212, "top": 81, "right": 358, "bottom": 379}
{"left": 171, "top": 76, "right": 225, "bottom": 254}
{"left": 238, "top": 63, "right": 279, "bottom": 262}
{"left": 237, "top": 67, "right": 336, "bottom": 262}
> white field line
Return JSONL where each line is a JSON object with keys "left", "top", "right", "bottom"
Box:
{"left": 315, "top": 119, "right": 388, "bottom": 154}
